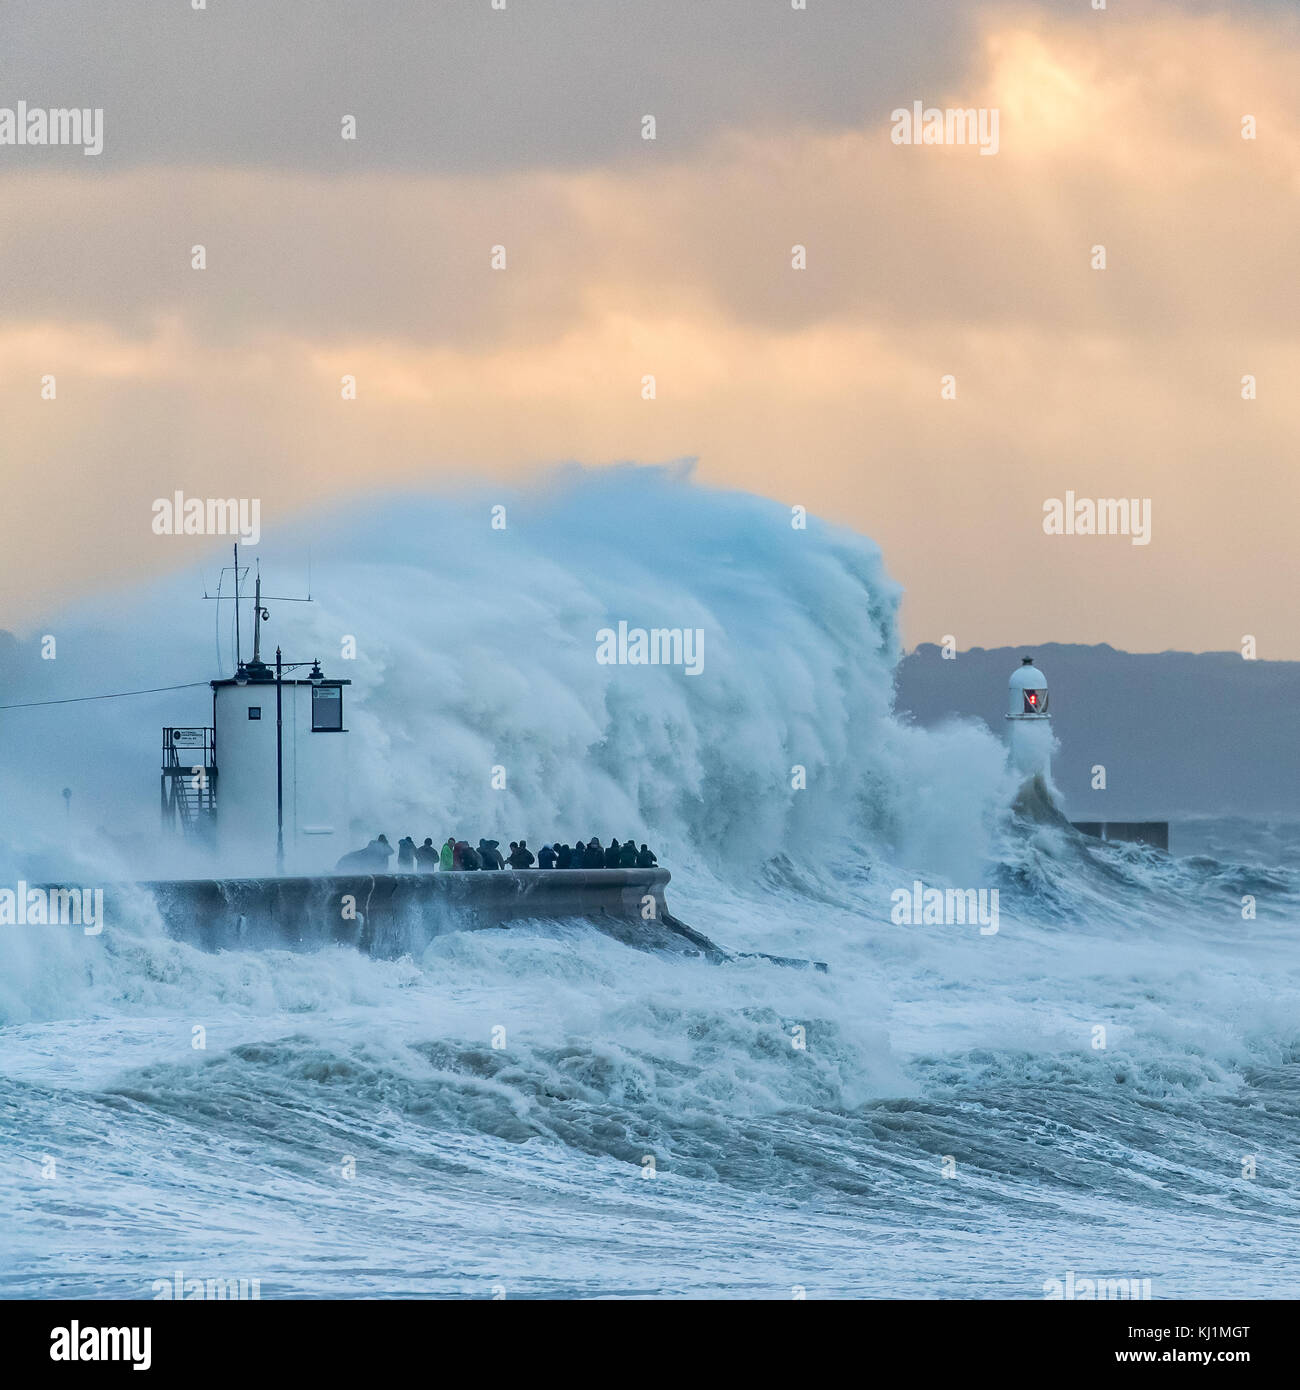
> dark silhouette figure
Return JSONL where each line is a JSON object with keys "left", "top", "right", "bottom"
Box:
{"left": 335, "top": 834, "right": 392, "bottom": 874}
{"left": 603, "top": 838, "right": 621, "bottom": 868}
{"left": 478, "top": 839, "right": 505, "bottom": 870}
{"left": 555, "top": 843, "right": 572, "bottom": 869}
{"left": 415, "top": 837, "right": 439, "bottom": 871}
{"left": 458, "top": 840, "right": 481, "bottom": 870}
{"left": 636, "top": 843, "right": 657, "bottom": 869}
{"left": 618, "top": 839, "right": 638, "bottom": 867}
{"left": 508, "top": 840, "right": 535, "bottom": 869}
{"left": 584, "top": 838, "right": 604, "bottom": 868}
{"left": 397, "top": 836, "right": 416, "bottom": 871}
{"left": 538, "top": 843, "right": 558, "bottom": 869}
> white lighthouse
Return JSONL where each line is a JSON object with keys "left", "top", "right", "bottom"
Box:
{"left": 1005, "top": 655, "right": 1051, "bottom": 778}
{"left": 163, "top": 556, "right": 352, "bottom": 876}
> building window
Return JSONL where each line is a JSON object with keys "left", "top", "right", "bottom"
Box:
{"left": 248, "top": 706, "right": 262, "bottom": 720}
{"left": 312, "top": 684, "right": 343, "bottom": 731}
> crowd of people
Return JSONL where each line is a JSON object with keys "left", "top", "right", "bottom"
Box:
{"left": 336, "top": 833, "right": 658, "bottom": 874}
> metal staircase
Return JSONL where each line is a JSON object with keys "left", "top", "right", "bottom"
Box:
{"left": 161, "top": 727, "right": 217, "bottom": 838}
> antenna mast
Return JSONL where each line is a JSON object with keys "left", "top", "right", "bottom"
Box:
{"left": 202, "top": 546, "right": 312, "bottom": 675}
{"left": 252, "top": 563, "right": 268, "bottom": 667}
{"left": 233, "top": 543, "right": 241, "bottom": 666}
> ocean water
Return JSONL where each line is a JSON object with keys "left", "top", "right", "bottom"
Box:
{"left": 1, "top": 470, "right": 1297, "bottom": 1299}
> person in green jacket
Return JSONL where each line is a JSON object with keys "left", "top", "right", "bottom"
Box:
{"left": 440, "top": 837, "right": 455, "bottom": 871}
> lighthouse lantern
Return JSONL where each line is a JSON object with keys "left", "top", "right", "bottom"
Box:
{"left": 1007, "top": 656, "right": 1049, "bottom": 720}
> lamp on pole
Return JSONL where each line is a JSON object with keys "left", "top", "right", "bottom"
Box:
{"left": 275, "top": 646, "right": 285, "bottom": 874}
{"left": 271, "top": 652, "right": 325, "bottom": 876}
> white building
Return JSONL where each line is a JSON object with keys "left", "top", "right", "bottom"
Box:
{"left": 208, "top": 657, "right": 351, "bottom": 875}
{"left": 163, "top": 562, "right": 352, "bottom": 875}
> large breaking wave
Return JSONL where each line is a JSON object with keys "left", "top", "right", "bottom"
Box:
{"left": 2, "top": 466, "right": 1299, "bottom": 1297}
{"left": 0, "top": 463, "right": 1011, "bottom": 882}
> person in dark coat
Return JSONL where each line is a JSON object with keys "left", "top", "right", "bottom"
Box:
{"left": 636, "top": 843, "right": 657, "bottom": 868}
{"left": 618, "top": 839, "right": 638, "bottom": 867}
{"left": 538, "top": 843, "right": 557, "bottom": 869}
{"left": 458, "top": 840, "right": 481, "bottom": 870}
{"left": 603, "top": 838, "right": 621, "bottom": 868}
{"left": 584, "top": 838, "right": 604, "bottom": 868}
{"left": 415, "top": 837, "right": 439, "bottom": 871}
{"left": 366, "top": 835, "right": 393, "bottom": 869}
{"left": 507, "top": 840, "right": 535, "bottom": 869}
{"left": 555, "top": 843, "right": 572, "bottom": 869}
{"left": 397, "top": 836, "right": 416, "bottom": 870}
{"left": 479, "top": 838, "right": 504, "bottom": 870}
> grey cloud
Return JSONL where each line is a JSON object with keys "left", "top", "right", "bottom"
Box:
{"left": 3, "top": 0, "right": 971, "bottom": 172}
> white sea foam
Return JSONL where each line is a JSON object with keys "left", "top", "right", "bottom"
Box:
{"left": 1, "top": 467, "right": 1297, "bottom": 1297}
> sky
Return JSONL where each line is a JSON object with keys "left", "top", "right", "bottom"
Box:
{"left": 1, "top": 0, "right": 1298, "bottom": 654}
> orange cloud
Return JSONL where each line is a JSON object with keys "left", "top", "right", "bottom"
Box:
{"left": 1, "top": 1, "right": 1297, "bottom": 656}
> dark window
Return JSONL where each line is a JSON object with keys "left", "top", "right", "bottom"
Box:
{"left": 248, "top": 706, "right": 262, "bottom": 720}
{"left": 312, "top": 685, "right": 343, "bottom": 731}
{"left": 1023, "top": 690, "right": 1048, "bottom": 714}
